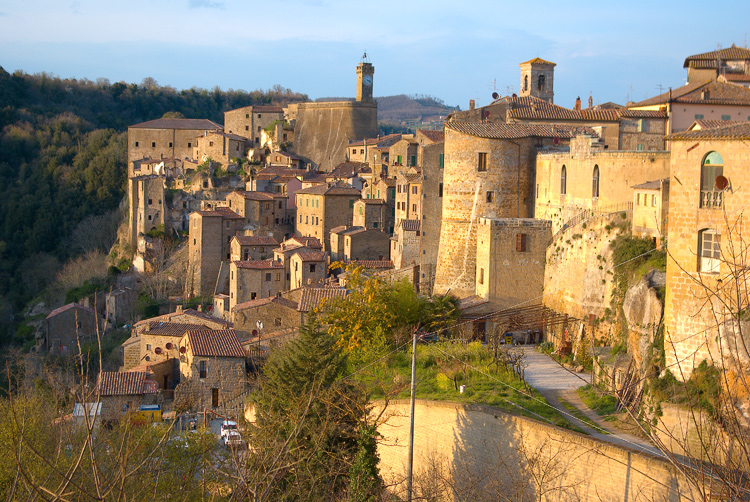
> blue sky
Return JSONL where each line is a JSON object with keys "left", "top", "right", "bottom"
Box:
{"left": 2, "top": 0, "right": 749, "bottom": 109}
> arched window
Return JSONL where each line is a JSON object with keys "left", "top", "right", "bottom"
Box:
{"left": 538, "top": 74, "right": 545, "bottom": 91}
{"left": 523, "top": 75, "right": 528, "bottom": 92}
{"left": 592, "top": 165, "right": 600, "bottom": 198}
{"left": 560, "top": 166, "right": 567, "bottom": 195}
{"left": 701, "top": 151, "right": 724, "bottom": 208}
{"left": 699, "top": 229, "right": 721, "bottom": 273}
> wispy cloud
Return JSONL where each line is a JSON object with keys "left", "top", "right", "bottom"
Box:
{"left": 188, "top": 0, "right": 226, "bottom": 8}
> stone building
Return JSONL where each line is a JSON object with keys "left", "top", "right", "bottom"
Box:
{"left": 391, "top": 220, "right": 421, "bottom": 269}
{"left": 389, "top": 137, "right": 419, "bottom": 172}
{"left": 419, "top": 139, "right": 445, "bottom": 293}
{"left": 97, "top": 371, "right": 159, "bottom": 420}
{"left": 174, "top": 328, "right": 247, "bottom": 411}
{"left": 223, "top": 105, "right": 285, "bottom": 146}
{"left": 224, "top": 190, "right": 291, "bottom": 239}
{"left": 267, "top": 151, "right": 304, "bottom": 169}
{"left": 272, "top": 236, "right": 323, "bottom": 286}
{"left": 519, "top": 58, "right": 556, "bottom": 103}
{"left": 348, "top": 133, "right": 403, "bottom": 178}
{"left": 353, "top": 199, "right": 389, "bottom": 230}
{"left": 330, "top": 226, "right": 362, "bottom": 262}
{"left": 231, "top": 296, "right": 302, "bottom": 339}
{"left": 683, "top": 44, "right": 750, "bottom": 84}
{"left": 395, "top": 171, "right": 422, "bottom": 225}
{"left": 295, "top": 182, "right": 362, "bottom": 248}
{"left": 45, "top": 303, "right": 101, "bottom": 355}
{"left": 229, "top": 260, "right": 285, "bottom": 309}
{"left": 127, "top": 175, "right": 166, "bottom": 251}
{"left": 632, "top": 178, "right": 669, "bottom": 244}
{"left": 127, "top": 118, "right": 221, "bottom": 177}
{"left": 663, "top": 123, "right": 750, "bottom": 379}
{"left": 187, "top": 207, "right": 244, "bottom": 297}
{"left": 475, "top": 218, "right": 551, "bottom": 310}
{"left": 288, "top": 55, "right": 378, "bottom": 172}
{"left": 230, "top": 235, "right": 278, "bottom": 261}
{"left": 534, "top": 135, "right": 671, "bottom": 233}
{"left": 433, "top": 121, "right": 594, "bottom": 298}
{"left": 289, "top": 249, "right": 328, "bottom": 289}
{"left": 193, "top": 131, "right": 247, "bottom": 166}
{"left": 342, "top": 228, "right": 390, "bottom": 262}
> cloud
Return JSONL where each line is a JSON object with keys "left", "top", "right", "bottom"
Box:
{"left": 188, "top": 0, "right": 226, "bottom": 8}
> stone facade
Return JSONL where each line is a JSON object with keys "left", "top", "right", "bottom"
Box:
{"left": 223, "top": 105, "right": 284, "bottom": 146}
{"left": 391, "top": 220, "right": 421, "bottom": 270}
{"left": 127, "top": 175, "right": 166, "bottom": 251}
{"left": 519, "top": 57, "right": 555, "bottom": 103}
{"left": 295, "top": 182, "right": 361, "bottom": 249}
{"left": 187, "top": 208, "right": 243, "bottom": 297}
{"left": 224, "top": 190, "right": 291, "bottom": 240}
{"left": 193, "top": 131, "right": 247, "bottom": 166}
{"left": 632, "top": 178, "right": 669, "bottom": 244}
{"left": 45, "top": 303, "right": 100, "bottom": 354}
{"left": 289, "top": 250, "right": 327, "bottom": 289}
{"left": 230, "top": 235, "right": 278, "bottom": 262}
{"left": 352, "top": 199, "right": 388, "bottom": 230}
{"left": 475, "top": 218, "right": 550, "bottom": 310}
{"left": 229, "top": 260, "right": 285, "bottom": 309}
{"left": 420, "top": 143, "right": 444, "bottom": 293}
{"left": 231, "top": 296, "right": 302, "bottom": 339}
{"left": 344, "top": 228, "right": 390, "bottom": 261}
{"left": 394, "top": 171, "right": 422, "bottom": 225}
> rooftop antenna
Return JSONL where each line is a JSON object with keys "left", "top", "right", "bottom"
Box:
{"left": 656, "top": 84, "right": 664, "bottom": 96}
{"left": 488, "top": 78, "right": 497, "bottom": 92}
{"left": 361, "top": 51, "right": 370, "bottom": 63}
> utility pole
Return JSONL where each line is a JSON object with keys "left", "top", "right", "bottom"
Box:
{"left": 406, "top": 327, "right": 418, "bottom": 501}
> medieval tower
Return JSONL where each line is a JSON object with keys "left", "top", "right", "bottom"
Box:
{"left": 356, "top": 53, "right": 375, "bottom": 102}
{"left": 519, "top": 58, "right": 555, "bottom": 104}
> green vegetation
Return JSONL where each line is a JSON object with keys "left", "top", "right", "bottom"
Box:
{"left": 578, "top": 384, "right": 618, "bottom": 421}
{"left": 557, "top": 397, "right": 605, "bottom": 433}
{"left": 647, "top": 362, "right": 722, "bottom": 416}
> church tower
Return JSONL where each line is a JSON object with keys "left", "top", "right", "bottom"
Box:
{"left": 519, "top": 58, "right": 555, "bottom": 104}
{"left": 356, "top": 52, "right": 374, "bottom": 103}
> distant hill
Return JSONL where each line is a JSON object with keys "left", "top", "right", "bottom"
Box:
{"left": 314, "top": 94, "right": 459, "bottom": 125}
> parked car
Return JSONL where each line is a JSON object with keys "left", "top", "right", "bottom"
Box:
{"left": 220, "top": 420, "right": 243, "bottom": 447}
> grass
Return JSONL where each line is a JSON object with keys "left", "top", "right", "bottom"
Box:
{"left": 577, "top": 384, "right": 618, "bottom": 422}
{"left": 353, "top": 341, "right": 581, "bottom": 431}
{"left": 557, "top": 397, "right": 607, "bottom": 434}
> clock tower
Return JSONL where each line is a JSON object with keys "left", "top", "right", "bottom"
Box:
{"left": 356, "top": 52, "right": 374, "bottom": 103}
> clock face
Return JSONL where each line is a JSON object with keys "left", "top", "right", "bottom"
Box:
{"left": 363, "top": 75, "right": 372, "bottom": 86}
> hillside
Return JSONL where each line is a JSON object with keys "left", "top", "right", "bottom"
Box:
{"left": 315, "top": 94, "right": 459, "bottom": 125}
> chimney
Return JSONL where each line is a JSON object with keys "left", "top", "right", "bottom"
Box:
{"left": 176, "top": 305, "right": 183, "bottom": 313}
{"left": 574, "top": 97, "right": 581, "bottom": 111}
{"left": 197, "top": 305, "right": 203, "bottom": 312}
{"left": 588, "top": 95, "right": 593, "bottom": 108}
{"left": 469, "top": 100, "right": 476, "bottom": 110}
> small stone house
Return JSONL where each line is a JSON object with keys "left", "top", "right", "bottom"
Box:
{"left": 230, "top": 235, "right": 279, "bottom": 261}
{"left": 632, "top": 178, "right": 669, "bottom": 244}
{"left": 45, "top": 303, "right": 101, "bottom": 355}
{"left": 391, "top": 219, "right": 421, "bottom": 269}
{"left": 175, "top": 329, "right": 247, "bottom": 411}
{"left": 231, "top": 296, "right": 303, "bottom": 338}
{"left": 97, "top": 370, "right": 159, "bottom": 420}
{"left": 229, "top": 260, "right": 285, "bottom": 309}
{"left": 290, "top": 250, "right": 328, "bottom": 289}
{"left": 344, "top": 227, "right": 390, "bottom": 262}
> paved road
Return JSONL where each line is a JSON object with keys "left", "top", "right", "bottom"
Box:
{"left": 521, "top": 348, "right": 663, "bottom": 457}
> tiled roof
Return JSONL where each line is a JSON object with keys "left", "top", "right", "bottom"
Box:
{"left": 252, "top": 105, "right": 284, "bottom": 113}
{"left": 617, "top": 109, "right": 668, "bottom": 118}
{"left": 254, "top": 166, "right": 307, "bottom": 180}
{"left": 233, "top": 190, "right": 283, "bottom": 201}
{"left": 293, "top": 249, "right": 328, "bottom": 262}
{"left": 445, "top": 121, "right": 599, "bottom": 140}
{"left": 632, "top": 178, "right": 669, "bottom": 190}
{"left": 683, "top": 45, "right": 750, "bottom": 68}
{"left": 134, "top": 308, "right": 233, "bottom": 328}
{"left": 692, "top": 119, "right": 746, "bottom": 130}
{"left": 234, "top": 260, "right": 284, "bottom": 269}
{"left": 298, "top": 288, "right": 348, "bottom": 312}
{"left": 130, "top": 118, "right": 222, "bottom": 130}
{"left": 506, "top": 96, "right": 619, "bottom": 121}
{"left": 46, "top": 303, "right": 95, "bottom": 320}
{"left": 399, "top": 219, "right": 421, "bottom": 232}
{"left": 269, "top": 151, "right": 302, "bottom": 161}
{"left": 631, "top": 81, "right": 750, "bottom": 107}
{"left": 98, "top": 371, "right": 157, "bottom": 396}
{"left": 722, "top": 74, "right": 750, "bottom": 82}
{"left": 349, "top": 133, "right": 403, "bottom": 148}
{"left": 418, "top": 130, "right": 445, "bottom": 143}
{"left": 185, "top": 329, "right": 246, "bottom": 358}
{"left": 194, "top": 207, "right": 243, "bottom": 219}
{"left": 296, "top": 181, "right": 362, "bottom": 196}
{"left": 329, "top": 162, "right": 370, "bottom": 178}
{"left": 206, "top": 130, "right": 247, "bottom": 142}
{"left": 276, "top": 236, "right": 323, "bottom": 251}
{"left": 669, "top": 122, "right": 750, "bottom": 141}
{"left": 519, "top": 57, "right": 556, "bottom": 66}
{"left": 232, "top": 295, "right": 299, "bottom": 312}
{"left": 233, "top": 235, "right": 279, "bottom": 246}
{"left": 359, "top": 199, "right": 384, "bottom": 204}
{"left": 343, "top": 260, "right": 393, "bottom": 269}
{"left": 379, "top": 178, "right": 397, "bottom": 187}
{"left": 145, "top": 322, "right": 208, "bottom": 336}
{"left": 330, "top": 225, "right": 364, "bottom": 235}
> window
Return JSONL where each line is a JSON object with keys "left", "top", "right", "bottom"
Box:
{"left": 516, "top": 233, "right": 527, "bottom": 252}
{"left": 397, "top": 185, "right": 401, "bottom": 193}
{"left": 537, "top": 74, "right": 545, "bottom": 91}
{"left": 636, "top": 193, "right": 641, "bottom": 205}
{"left": 245, "top": 126, "right": 249, "bottom": 131}
{"left": 360, "top": 149, "right": 364, "bottom": 154}
{"left": 349, "top": 200, "right": 355, "bottom": 208}
{"left": 255, "top": 137, "right": 259, "bottom": 143}
{"left": 135, "top": 141, "right": 139, "bottom": 147}
{"left": 439, "top": 153, "right": 444, "bottom": 168}
{"left": 592, "top": 165, "right": 600, "bottom": 198}
{"left": 151, "top": 142, "right": 156, "bottom": 147}
{"left": 257, "top": 126, "right": 261, "bottom": 132}
{"left": 699, "top": 230, "right": 721, "bottom": 273}
{"left": 536, "top": 184, "right": 539, "bottom": 199}
{"left": 245, "top": 113, "right": 249, "bottom": 118}
{"left": 275, "top": 272, "right": 281, "bottom": 281}
{"left": 275, "top": 317, "right": 282, "bottom": 326}
{"left": 146, "top": 344, "right": 151, "bottom": 351}
{"left": 439, "top": 183, "right": 443, "bottom": 197}
{"left": 410, "top": 155, "right": 417, "bottom": 167}
{"left": 412, "top": 186, "right": 418, "bottom": 195}
{"left": 212, "top": 388, "right": 219, "bottom": 408}
{"left": 486, "top": 191, "right": 495, "bottom": 203}
{"left": 636, "top": 144, "right": 645, "bottom": 151}
{"left": 477, "top": 152, "right": 488, "bottom": 172}
{"left": 479, "top": 268, "right": 484, "bottom": 285}
{"left": 309, "top": 264, "right": 316, "bottom": 273}
{"left": 199, "top": 361, "right": 207, "bottom": 379}
{"left": 412, "top": 204, "right": 417, "bottom": 212}
{"left": 209, "top": 141, "right": 214, "bottom": 147}
{"left": 258, "top": 114, "right": 262, "bottom": 118}
{"left": 695, "top": 114, "right": 704, "bottom": 120}
{"left": 251, "top": 292, "right": 257, "bottom": 300}
{"left": 523, "top": 74, "right": 529, "bottom": 92}
{"left": 721, "top": 114, "right": 731, "bottom": 121}
{"left": 560, "top": 166, "right": 567, "bottom": 195}
{"left": 148, "top": 198, "right": 152, "bottom": 205}
{"left": 637, "top": 119, "right": 645, "bottom": 132}
{"left": 652, "top": 194, "right": 657, "bottom": 207}
{"left": 701, "top": 151, "right": 724, "bottom": 208}
{"left": 168, "top": 141, "right": 173, "bottom": 147}
{"left": 265, "top": 273, "right": 271, "bottom": 282}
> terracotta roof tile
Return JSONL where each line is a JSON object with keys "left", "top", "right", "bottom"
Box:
{"left": 130, "top": 118, "right": 222, "bottom": 130}
{"left": 692, "top": 119, "right": 746, "bottom": 130}
{"left": 296, "top": 181, "right": 362, "bottom": 196}
{"left": 398, "top": 220, "right": 421, "bottom": 232}
{"left": 359, "top": 199, "right": 384, "bottom": 204}
{"left": 194, "top": 207, "right": 243, "bottom": 219}
{"left": 233, "top": 235, "right": 279, "bottom": 246}
{"left": 722, "top": 74, "right": 750, "bottom": 82}
{"left": 669, "top": 122, "right": 750, "bottom": 140}
{"left": 297, "top": 288, "right": 348, "bottom": 312}
{"left": 417, "top": 130, "right": 445, "bottom": 143}
{"left": 234, "top": 260, "right": 284, "bottom": 269}
{"left": 519, "top": 57, "right": 556, "bottom": 66}
{"left": 233, "top": 190, "right": 283, "bottom": 201}
{"left": 98, "top": 371, "right": 158, "bottom": 396}
{"left": 343, "top": 260, "right": 393, "bottom": 269}
{"left": 683, "top": 45, "right": 750, "bottom": 68}
{"left": 292, "top": 250, "right": 328, "bottom": 262}
{"left": 145, "top": 322, "right": 207, "bottom": 336}
{"left": 632, "top": 178, "right": 669, "bottom": 190}
{"left": 134, "top": 309, "right": 232, "bottom": 328}
{"left": 445, "top": 121, "right": 600, "bottom": 140}
{"left": 185, "top": 329, "right": 246, "bottom": 358}
{"left": 618, "top": 109, "right": 668, "bottom": 118}
{"left": 46, "top": 303, "right": 95, "bottom": 320}
{"left": 631, "top": 81, "right": 750, "bottom": 107}
{"left": 348, "top": 133, "right": 403, "bottom": 147}
{"left": 506, "top": 96, "right": 620, "bottom": 121}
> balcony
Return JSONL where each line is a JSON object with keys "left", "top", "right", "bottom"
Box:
{"left": 700, "top": 190, "right": 723, "bottom": 209}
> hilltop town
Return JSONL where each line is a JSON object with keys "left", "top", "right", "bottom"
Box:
{"left": 12, "top": 46, "right": 750, "bottom": 499}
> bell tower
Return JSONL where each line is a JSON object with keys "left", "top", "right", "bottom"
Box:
{"left": 519, "top": 57, "right": 556, "bottom": 104}
{"left": 356, "top": 52, "right": 374, "bottom": 103}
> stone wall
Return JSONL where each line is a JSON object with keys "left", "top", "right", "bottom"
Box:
{"left": 375, "top": 400, "right": 697, "bottom": 501}
{"left": 291, "top": 101, "right": 378, "bottom": 172}
{"left": 127, "top": 127, "right": 206, "bottom": 177}
{"left": 420, "top": 144, "right": 444, "bottom": 294}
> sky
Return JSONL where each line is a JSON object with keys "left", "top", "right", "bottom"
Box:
{"left": 2, "top": 0, "right": 750, "bottom": 110}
